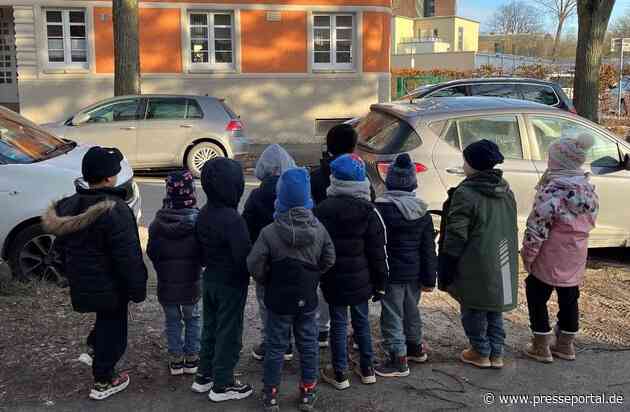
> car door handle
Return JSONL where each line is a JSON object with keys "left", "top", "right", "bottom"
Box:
{"left": 180, "top": 124, "right": 193, "bottom": 129}
{"left": 446, "top": 167, "right": 465, "bottom": 176}
{"left": 121, "top": 126, "right": 136, "bottom": 130}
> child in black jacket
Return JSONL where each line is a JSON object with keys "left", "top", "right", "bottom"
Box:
{"left": 374, "top": 154, "right": 437, "bottom": 378}
{"left": 147, "top": 171, "right": 202, "bottom": 377}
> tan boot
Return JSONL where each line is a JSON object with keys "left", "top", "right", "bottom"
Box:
{"left": 525, "top": 334, "right": 554, "bottom": 363}
{"left": 551, "top": 332, "right": 576, "bottom": 361}
{"left": 460, "top": 348, "right": 491, "bottom": 368}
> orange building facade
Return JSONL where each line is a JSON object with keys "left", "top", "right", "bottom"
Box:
{"left": 9, "top": 1, "right": 392, "bottom": 144}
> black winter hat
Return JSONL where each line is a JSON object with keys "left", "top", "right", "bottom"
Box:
{"left": 82, "top": 146, "right": 123, "bottom": 183}
{"left": 326, "top": 124, "right": 358, "bottom": 156}
{"left": 385, "top": 153, "right": 418, "bottom": 191}
{"left": 463, "top": 139, "right": 504, "bottom": 171}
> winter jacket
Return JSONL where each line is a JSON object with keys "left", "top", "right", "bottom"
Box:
{"left": 242, "top": 175, "right": 279, "bottom": 243}
{"left": 196, "top": 158, "right": 251, "bottom": 289}
{"left": 314, "top": 192, "right": 388, "bottom": 306}
{"left": 375, "top": 191, "right": 437, "bottom": 287}
{"left": 42, "top": 185, "right": 147, "bottom": 313}
{"left": 247, "top": 207, "right": 336, "bottom": 315}
{"left": 147, "top": 208, "right": 202, "bottom": 305}
{"left": 438, "top": 170, "right": 518, "bottom": 312}
{"left": 521, "top": 175, "right": 598, "bottom": 287}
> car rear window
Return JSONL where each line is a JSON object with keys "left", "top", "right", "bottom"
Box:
{"left": 519, "top": 84, "right": 559, "bottom": 106}
{"left": 220, "top": 100, "right": 239, "bottom": 119}
{"left": 355, "top": 110, "right": 421, "bottom": 154}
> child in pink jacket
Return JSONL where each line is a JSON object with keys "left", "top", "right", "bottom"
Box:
{"left": 522, "top": 134, "right": 599, "bottom": 363}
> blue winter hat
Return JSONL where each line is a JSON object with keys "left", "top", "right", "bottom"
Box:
{"left": 275, "top": 168, "right": 314, "bottom": 215}
{"left": 385, "top": 153, "right": 418, "bottom": 192}
{"left": 330, "top": 153, "right": 366, "bottom": 182}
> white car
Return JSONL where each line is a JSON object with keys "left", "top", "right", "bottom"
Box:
{"left": 0, "top": 106, "right": 141, "bottom": 282}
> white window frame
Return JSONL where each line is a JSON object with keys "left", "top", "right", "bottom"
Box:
{"left": 312, "top": 13, "right": 355, "bottom": 71}
{"left": 43, "top": 8, "right": 88, "bottom": 69}
{"left": 187, "top": 11, "right": 235, "bottom": 71}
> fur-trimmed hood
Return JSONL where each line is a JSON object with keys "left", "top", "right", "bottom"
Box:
{"left": 42, "top": 200, "right": 116, "bottom": 236}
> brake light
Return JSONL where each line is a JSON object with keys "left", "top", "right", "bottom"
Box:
{"left": 226, "top": 119, "right": 243, "bottom": 132}
{"left": 376, "top": 161, "right": 428, "bottom": 181}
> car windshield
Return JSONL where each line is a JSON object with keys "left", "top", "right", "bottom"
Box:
{"left": 0, "top": 108, "right": 69, "bottom": 164}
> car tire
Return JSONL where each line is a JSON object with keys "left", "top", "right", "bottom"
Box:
{"left": 7, "top": 223, "right": 64, "bottom": 284}
{"left": 186, "top": 142, "right": 225, "bottom": 178}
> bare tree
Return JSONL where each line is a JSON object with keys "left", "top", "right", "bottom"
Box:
{"left": 113, "top": 0, "right": 141, "bottom": 96}
{"left": 574, "top": 0, "right": 616, "bottom": 122}
{"left": 490, "top": 1, "right": 544, "bottom": 34}
{"left": 536, "top": 0, "right": 577, "bottom": 61}
{"left": 611, "top": 7, "right": 630, "bottom": 37}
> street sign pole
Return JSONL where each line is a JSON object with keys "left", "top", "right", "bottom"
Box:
{"left": 619, "top": 45, "right": 624, "bottom": 118}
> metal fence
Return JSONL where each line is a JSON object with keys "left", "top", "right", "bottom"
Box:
{"left": 474, "top": 53, "right": 555, "bottom": 71}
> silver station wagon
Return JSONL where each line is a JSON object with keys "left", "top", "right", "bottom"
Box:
{"left": 43, "top": 95, "right": 249, "bottom": 177}
{"left": 355, "top": 97, "right": 630, "bottom": 248}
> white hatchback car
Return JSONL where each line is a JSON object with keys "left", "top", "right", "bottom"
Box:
{"left": 0, "top": 107, "right": 140, "bottom": 281}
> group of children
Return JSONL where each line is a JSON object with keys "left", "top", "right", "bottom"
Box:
{"left": 45, "top": 124, "right": 599, "bottom": 408}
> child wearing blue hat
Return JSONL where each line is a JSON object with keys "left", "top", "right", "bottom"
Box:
{"left": 247, "top": 168, "right": 336, "bottom": 412}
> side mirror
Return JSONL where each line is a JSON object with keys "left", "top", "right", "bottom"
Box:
{"left": 71, "top": 113, "right": 90, "bottom": 126}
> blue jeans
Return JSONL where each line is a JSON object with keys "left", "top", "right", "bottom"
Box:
{"left": 460, "top": 308, "right": 505, "bottom": 358}
{"left": 162, "top": 303, "right": 202, "bottom": 356}
{"left": 263, "top": 309, "right": 319, "bottom": 387}
{"left": 330, "top": 302, "right": 373, "bottom": 371}
{"left": 381, "top": 282, "right": 422, "bottom": 356}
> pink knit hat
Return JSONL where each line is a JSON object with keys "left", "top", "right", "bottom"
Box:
{"left": 548, "top": 134, "right": 595, "bottom": 171}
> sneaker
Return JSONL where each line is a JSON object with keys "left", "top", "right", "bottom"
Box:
{"left": 354, "top": 365, "right": 377, "bottom": 384}
{"left": 459, "top": 348, "right": 491, "bottom": 369}
{"left": 191, "top": 373, "right": 213, "bottom": 393}
{"left": 318, "top": 331, "right": 329, "bottom": 348}
{"left": 184, "top": 354, "right": 199, "bottom": 375}
{"left": 375, "top": 354, "right": 410, "bottom": 378}
{"left": 169, "top": 355, "right": 185, "bottom": 376}
{"left": 89, "top": 373, "right": 130, "bottom": 400}
{"left": 407, "top": 342, "right": 429, "bottom": 363}
{"left": 490, "top": 355, "right": 504, "bottom": 369}
{"left": 262, "top": 386, "right": 279, "bottom": 412}
{"left": 321, "top": 365, "right": 350, "bottom": 390}
{"left": 284, "top": 344, "right": 294, "bottom": 361}
{"left": 298, "top": 383, "right": 318, "bottom": 411}
{"left": 208, "top": 380, "right": 254, "bottom": 402}
{"left": 252, "top": 343, "right": 265, "bottom": 361}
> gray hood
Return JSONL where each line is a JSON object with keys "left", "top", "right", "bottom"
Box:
{"left": 274, "top": 207, "right": 318, "bottom": 247}
{"left": 326, "top": 176, "right": 371, "bottom": 201}
{"left": 255, "top": 144, "right": 297, "bottom": 181}
{"left": 376, "top": 190, "right": 428, "bottom": 220}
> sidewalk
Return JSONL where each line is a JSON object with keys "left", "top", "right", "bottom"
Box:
{"left": 6, "top": 351, "right": 629, "bottom": 412}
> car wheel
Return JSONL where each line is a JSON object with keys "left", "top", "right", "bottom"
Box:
{"left": 8, "top": 223, "right": 64, "bottom": 284}
{"left": 186, "top": 142, "right": 225, "bottom": 178}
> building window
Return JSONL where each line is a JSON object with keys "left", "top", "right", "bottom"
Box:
{"left": 313, "top": 14, "right": 354, "bottom": 70}
{"left": 458, "top": 26, "right": 464, "bottom": 51}
{"left": 424, "top": 0, "right": 436, "bottom": 17}
{"left": 189, "top": 12, "right": 234, "bottom": 69}
{"left": 44, "top": 9, "right": 88, "bottom": 67}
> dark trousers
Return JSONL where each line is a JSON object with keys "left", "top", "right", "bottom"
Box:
{"left": 525, "top": 275, "right": 580, "bottom": 334}
{"left": 263, "top": 308, "right": 319, "bottom": 388}
{"left": 198, "top": 281, "right": 247, "bottom": 388}
{"left": 330, "top": 302, "right": 373, "bottom": 371}
{"left": 87, "top": 304, "right": 129, "bottom": 383}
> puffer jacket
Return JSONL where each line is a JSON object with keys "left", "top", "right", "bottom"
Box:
{"left": 521, "top": 175, "right": 599, "bottom": 287}
{"left": 242, "top": 175, "right": 279, "bottom": 244}
{"left": 375, "top": 192, "right": 437, "bottom": 287}
{"left": 314, "top": 195, "right": 388, "bottom": 306}
{"left": 196, "top": 158, "right": 251, "bottom": 289}
{"left": 42, "top": 185, "right": 147, "bottom": 313}
{"left": 247, "top": 207, "right": 335, "bottom": 315}
{"left": 438, "top": 170, "right": 519, "bottom": 312}
{"left": 147, "top": 208, "right": 202, "bottom": 305}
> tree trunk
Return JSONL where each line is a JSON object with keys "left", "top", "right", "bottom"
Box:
{"left": 551, "top": 17, "right": 565, "bottom": 62}
{"left": 113, "top": 0, "right": 141, "bottom": 96}
{"left": 573, "top": 0, "right": 615, "bottom": 122}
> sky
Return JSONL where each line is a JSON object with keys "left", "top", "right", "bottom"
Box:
{"left": 459, "top": 0, "right": 629, "bottom": 33}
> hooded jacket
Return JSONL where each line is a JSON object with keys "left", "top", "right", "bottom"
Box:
{"left": 376, "top": 191, "right": 437, "bottom": 286}
{"left": 521, "top": 175, "right": 598, "bottom": 287}
{"left": 314, "top": 182, "right": 388, "bottom": 306}
{"left": 196, "top": 158, "right": 251, "bottom": 289}
{"left": 42, "top": 185, "right": 147, "bottom": 313}
{"left": 147, "top": 208, "right": 202, "bottom": 305}
{"left": 438, "top": 170, "right": 519, "bottom": 312}
{"left": 247, "top": 207, "right": 335, "bottom": 315}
